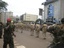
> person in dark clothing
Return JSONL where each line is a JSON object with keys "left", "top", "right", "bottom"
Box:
{"left": 0, "top": 22, "right": 3, "bottom": 38}
{"left": 3, "top": 18, "right": 16, "bottom": 48}
{"left": 47, "top": 18, "right": 64, "bottom": 48}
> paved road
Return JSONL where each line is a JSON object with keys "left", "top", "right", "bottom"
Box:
{"left": 14, "top": 30, "right": 53, "bottom": 48}
{"left": 0, "top": 29, "right": 53, "bottom": 48}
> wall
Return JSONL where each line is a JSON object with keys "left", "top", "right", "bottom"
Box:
{"left": 44, "top": 0, "right": 61, "bottom": 21}
{"left": 1, "top": 12, "right": 13, "bottom": 23}
{"left": 60, "top": 0, "right": 64, "bottom": 19}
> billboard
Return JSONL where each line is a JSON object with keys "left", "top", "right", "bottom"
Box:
{"left": 47, "top": 4, "right": 54, "bottom": 17}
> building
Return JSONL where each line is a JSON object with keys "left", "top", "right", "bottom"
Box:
{"left": 1, "top": 12, "right": 13, "bottom": 23}
{"left": 0, "top": 0, "right": 3, "bottom": 22}
{"left": 42, "top": 0, "right": 64, "bottom": 22}
{"left": 0, "top": 0, "right": 13, "bottom": 23}
{"left": 20, "top": 13, "right": 38, "bottom": 23}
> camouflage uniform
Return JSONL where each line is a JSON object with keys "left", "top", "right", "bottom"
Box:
{"left": 47, "top": 23, "right": 64, "bottom": 48}
{"left": 3, "top": 22, "right": 15, "bottom": 48}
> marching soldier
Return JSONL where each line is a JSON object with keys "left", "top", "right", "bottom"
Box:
{"left": 30, "top": 24, "right": 35, "bottom": 36}
{"left": 42, "top": 23, "right": 47, "bottom": 39}
{"left": 3, "top": 18, "right": 16, "bottom": 48}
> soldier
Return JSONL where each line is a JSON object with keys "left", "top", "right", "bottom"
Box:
{"left": 47, "top": 18, "right": 64, "bottom": 48}
{"left": 0, "top": 22, "right": 3, "bottom": 38}
{"left": 42, "top": 23, "right": 47, "bottom": 40}
{"left": 3, "top": 18, "right": 16, "bottom": 48}
{"left": 30, "top": 24, "right": 35, "bottom": 36}
{"left": 35, "top": 24, "right": 40, "bottom": 38}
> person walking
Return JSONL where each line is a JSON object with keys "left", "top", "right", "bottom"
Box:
{"left": 42, "top": 23, "right": 47, "bottom": 40}
{"left": 3, "top": 18, "right": 16, "bottom": 48}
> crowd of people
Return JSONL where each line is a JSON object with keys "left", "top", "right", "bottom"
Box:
{"left": 0, "top": 18, "right": 64, "bottom": 48}
{"left": 15, "top": 18, "right": 64, "bottom": 48}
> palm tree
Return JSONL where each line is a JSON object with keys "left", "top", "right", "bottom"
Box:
{"left": 0, "top": 1, "right": 8, "bottom": 11}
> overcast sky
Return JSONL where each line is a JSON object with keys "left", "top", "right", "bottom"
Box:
{"left": 3, "top": 0, "right": 46, "bottom": 16}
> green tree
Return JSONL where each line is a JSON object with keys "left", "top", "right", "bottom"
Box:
{"left": 0, "top": 1, "right": 8, "bottom": 11}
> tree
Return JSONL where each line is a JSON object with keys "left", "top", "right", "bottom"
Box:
{"left": 0, "top": 1, "right": 8, "bottom": 11}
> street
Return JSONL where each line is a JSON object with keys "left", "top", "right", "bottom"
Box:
{"left": 0, "top": 29, "right": 53, "bottom": 48}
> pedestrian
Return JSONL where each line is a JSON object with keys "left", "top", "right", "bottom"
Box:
{"left": 0, "top": 22, "right": 3, "bottom": 38}
{"left": 3, "top": 18, "right": 16, "bottom": 48}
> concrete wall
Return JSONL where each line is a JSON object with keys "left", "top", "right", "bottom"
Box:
{"left": 60, "top": 0, "right": 64, "bottom": 19}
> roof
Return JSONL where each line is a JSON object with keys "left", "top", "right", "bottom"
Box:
{"left": 42, "top": 0, "right": 58, "bottom": 5}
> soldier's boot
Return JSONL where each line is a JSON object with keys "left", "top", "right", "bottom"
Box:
{"left": 36, "top": 31, "right": 39, "bottom": 38}
{"left": 9, "top": 39, "right": 14, "bottom": 48}
{"left": 3, "top": 41, "right": 7, "bottom": 48}
{"left": 21, "top": 30, "right": 23, "bottom": 33}
{"left": 43, "top": 38, "right": 46, "bottom": 40}
{"left": 0, "top": 32, "right": 2, "bottom": 39}
{"left": 30, "top": 31, "right": 34, "bottom": 36}
{"left": 0, "top": 35, "right": 2, "bottom": 38}
{"left": 42, "top": 32, "right": 46, "bottom": 40}
{"left": 36, "top": 35, "right": 38, "bottom": 38}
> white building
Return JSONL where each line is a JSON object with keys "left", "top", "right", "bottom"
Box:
{"left": 1, "top": 12, "right": 13, "bottom": 23}
{"left": 20, "top": 13, "right": 38, "bottom": 23}
{"left": 42, "top": 0, "right": 64, "bottom": 22}
{"left": 23, "top": 14, "right": 38, "bottom": 22}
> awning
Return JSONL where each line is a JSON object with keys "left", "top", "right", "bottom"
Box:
{"left": 42, "top": 0, "right": 58, "bottom": 5}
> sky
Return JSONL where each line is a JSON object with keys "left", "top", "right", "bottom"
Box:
{"left": 2, "top": 0, "right": 46, "bottom": 16}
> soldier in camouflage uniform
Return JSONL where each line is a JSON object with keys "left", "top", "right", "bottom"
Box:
{"left": 3, "top": 18, "right": 16, "bottom": 48}
{"left": 47, "top": 18, "right": 64, "bottom": 48}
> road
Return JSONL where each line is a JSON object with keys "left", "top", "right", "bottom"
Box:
{"left": 0, "top": 29, "right": 53, "bottom": 48}
{"left": 14, "top": 29, "right": 53, "bottom": 48}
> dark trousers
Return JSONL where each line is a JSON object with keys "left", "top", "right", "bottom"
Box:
{"left": 3, "top": 38, "right": 14, "bottom": 48}
{"left": 0, "top": 30, "right": 2, "bottom": 38}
